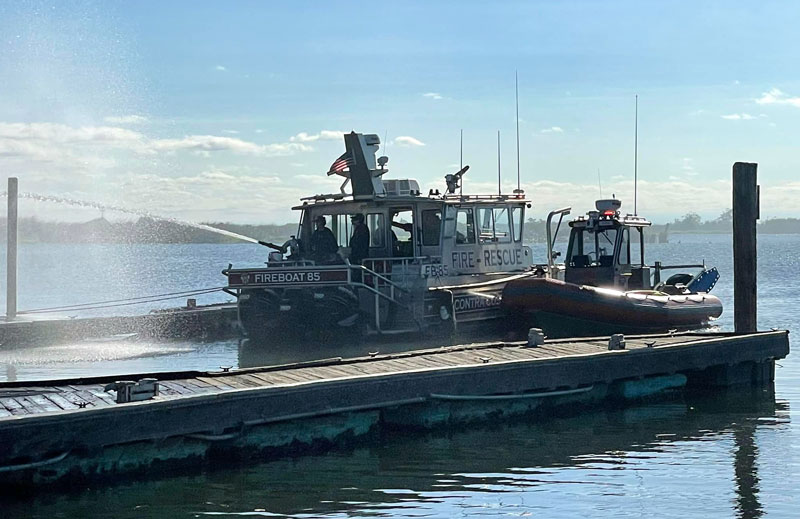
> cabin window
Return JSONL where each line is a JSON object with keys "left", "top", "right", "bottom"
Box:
{"left": 332, "top": 215, "right": 351, "bottom": 247}
{"left": 367, "top": 213, "right": 385, "bottom": 248}
{"left": 631, "top": 227, "right": 645, "bottom": 266}
{"left": 477, "top": 207, "right": 494, "bottom": 243}
{"left": 390, "top": 209, "right": 414, "bottom": 257}
{"left": 317, "top": 214, "right": 350, "bottom": 248}
{"left": 493, "top": 207, "right": 511, "bottom": 243}
{"left": 617, "top": 227, "right": 630, "bottom": 265}
{"left": 476, "top": 206, "right": 512, "bottom": 243}
{"left": 567, "top": 227, "right": 618, "bottom": 267}
{"left": 596, "top": 227, "right": 618, "bottom": 267}
{"left": 421, "top": 209, "right": 442, "bottom": 246}
{"left": 456, "top": 209, "right": 476, "bottom": 244}
{"left": 512, "top": 207, "right": 523, "bottom": 242}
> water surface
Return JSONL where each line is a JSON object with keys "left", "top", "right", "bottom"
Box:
{"left": 0, "top": 234, "right": 798, "bottom": 518}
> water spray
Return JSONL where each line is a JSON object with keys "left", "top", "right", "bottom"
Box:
{"left": 0, "top": 192, "right": 260, "bottom": 244}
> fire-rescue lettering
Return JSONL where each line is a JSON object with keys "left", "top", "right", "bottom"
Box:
{"left": 483, "top": 248, "right": 522, "bottom": 267}
{"left": 451, "top": 249, "right": 522, "bottom": 270}
{"left": 451, "top": 251, "right": 476, "bottom": 269}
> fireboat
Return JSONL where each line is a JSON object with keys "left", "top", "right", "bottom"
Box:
{"left": 223, "top": 131, "right": 537, "bottom": 337}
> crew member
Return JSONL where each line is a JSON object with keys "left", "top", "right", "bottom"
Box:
{"left": 310, "top": 215, "right": 339, "bottom": 264}
{"left": 349, "top": 213, "right": 370, "bottom": 265}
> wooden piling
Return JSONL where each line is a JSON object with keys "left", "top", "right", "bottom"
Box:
{"left": 6, "top": 177, "right": 17, "bottom": 320}
{"left": 732, "top": 162, "right": 758, "bottom": 333}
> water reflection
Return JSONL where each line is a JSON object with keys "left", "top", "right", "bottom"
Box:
{"left": 6, "top": 386, "right": 783, "bottom": 519}
{"left": 734, "top": 419, "right": 762, "bottom": 519}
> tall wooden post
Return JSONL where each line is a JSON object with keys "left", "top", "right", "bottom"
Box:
{"left": 733, "top": 162, "right": 758, "bottom": 333}
{"left": 6, "top": 177, "right": 18, "bottom": 320}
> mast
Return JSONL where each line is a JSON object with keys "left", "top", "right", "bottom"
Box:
{"left": 515, "top": 70, "right": 521, "bottom": 193}
{"left": 634, "top": 94, "right": 639, "bottom": 215}
{"left": 497, "top": 130, "right": 501, "bottom": 195}
{"left": 459, "top": 129, "right": 463, "bottom": 196}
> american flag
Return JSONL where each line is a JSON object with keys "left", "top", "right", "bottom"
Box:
{"left": 327, "top": 152, "right": 354, "bottom": 176}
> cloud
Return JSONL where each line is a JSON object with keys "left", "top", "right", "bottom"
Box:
{"left": 104, "top": 115, "right": 149, "bottom": 125}
{"left": 149, "top": 135, "right": 310, "bottom": 155}
{"left": 222, "top": 129, "right": 239, "bottom": 134}
{"left": 393, "top": 136, "right": 425, "bottom": 147}
{"left": 215, "top": 65, "right": 227, "bottom": 71}
{"left": 721, "top": 113, "right": 757, "bottom": 120}
{"left": 289, "top": 130, "right": 346, "bottom": 143}
{"left": 0, "top": 122, "right": 312, "bottom": 162}
{"left": 680, "top": 157, "right": 699, "bottom": 176}
{"left": 0, "top": 122, "right": 143, "bottom": 143}
{"left": 755, "top": 88, "right": 800, "bottom": 108}
{"left": 540, "top": 126, "right": 564, "bottom": 134}
{"left": 422, "top": 92, "right": 443, "bottom": 100}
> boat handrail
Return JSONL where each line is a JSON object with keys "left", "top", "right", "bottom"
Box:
{"left": 546, "top": 207, "right": 571, "bottom": 276}
{"left": 348, "top": 264, "right": 410, "bottom": 295}
{"left": 346, "top": 263, "right": 423, "bottom": 333}
{"left": 362, "top": 256, "right": 443, "bottom": 283}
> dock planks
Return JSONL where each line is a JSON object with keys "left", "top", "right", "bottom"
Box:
{"left": 0, "top": 330, "right": 789, "bottom": 483}
{"left": 0, "top": 331, "right": 784, "bottom": 421}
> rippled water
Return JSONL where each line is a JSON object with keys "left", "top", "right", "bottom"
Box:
{"left": 1, "top": 234, "right": 798, "bottom": 518}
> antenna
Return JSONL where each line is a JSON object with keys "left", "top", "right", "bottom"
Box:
{"left": 515, "top": 70, "right": 521, "bottom": 193}
{"left": 497, "top": 130, "right": 501, "bottom": 195}
{"left": 634, "top": 94, "right": 638, "bottom": 215}
{"left": 459, "top": 129, "right": 463, "bottom": 196}
{"left": 597, "top": 168, "right": 603, "bottom": 198}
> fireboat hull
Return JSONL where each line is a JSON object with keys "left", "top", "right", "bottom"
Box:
{"left": 501, "top": 277, "right": 723, "bottom": 338}
{"left": 234, "top": 281, "right": 508, "bottom": 339}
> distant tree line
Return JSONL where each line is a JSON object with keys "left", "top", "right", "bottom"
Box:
{"left": 0, "top": 212, "right": 797, "bottom": 244}
{"left": 670, "top": 209, "right": 800, "bottom": 234}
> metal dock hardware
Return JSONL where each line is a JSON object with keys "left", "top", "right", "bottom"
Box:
{"left": 608, "top": 334, "right": 626, "bottom": 350}
{"left": 527, "top": 328, "right": 545, "bottom": 347}
{"left": 103, "top": 378, "right": 159, "bottom": 403}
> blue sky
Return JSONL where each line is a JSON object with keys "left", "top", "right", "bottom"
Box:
{"left": 1, "top": 1, "right": 799, "bottom": 223}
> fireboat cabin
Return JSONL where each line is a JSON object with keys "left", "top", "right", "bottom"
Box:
{"left": 224, "top": 132, "right": 536, "bottom": 337}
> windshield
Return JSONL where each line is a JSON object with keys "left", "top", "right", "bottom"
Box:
{"left": 567, "top": 226, "right": 618, "bottom": 267}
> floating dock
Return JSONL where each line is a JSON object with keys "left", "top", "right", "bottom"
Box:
{"left": 0, "top": 330, "right": 788, "bottom": 490}
{"left": 0, "top": 303, "right": 239, "bottom": 345}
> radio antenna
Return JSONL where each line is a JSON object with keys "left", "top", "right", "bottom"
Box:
{"left": 597, "top": 168, "right": 603, "bottom": 198}
{"left": 497, "top": 130, "right": 501, "bottom": 195}
{"left": 634, "top": 94, "right": 639, "bottom": 215}
{"left": 515, "top": 70, "right": 521, "bottom": 193}
{"left": 459, "top": 129, "right": 464, "bottom": 196}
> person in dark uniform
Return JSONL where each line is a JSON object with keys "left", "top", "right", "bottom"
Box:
{"left": 310, "top": 215, "right": 339, "bottom": 264}
{"left": 349, "top": 213, "right": 370, "bottom": 265}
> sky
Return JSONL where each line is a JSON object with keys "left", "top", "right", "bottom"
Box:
{"left": 0, "top": 1, "right": 799, "bottom": 224}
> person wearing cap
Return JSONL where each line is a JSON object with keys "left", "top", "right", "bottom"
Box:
{"left": 310, "top": 215, "right": 339, "bottom": 264}
{"left": 349, "top": 213, "right": 370, "bottom": 265}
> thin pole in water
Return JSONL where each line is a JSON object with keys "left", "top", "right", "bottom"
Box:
{"left": 634, "top": 94, "right": 639, "bottom": 215}
{"left": 515, "top": 70, "right": 521, "bottom": 193}
{"left": 497, "top": 130, "right": 501, "bottom": 195}
{"left": 7, "top": 177, "right": 17, "bottom": 320}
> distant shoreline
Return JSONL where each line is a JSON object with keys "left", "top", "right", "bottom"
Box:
{"left": 1, "top": 216, "right": 798, "bottom": 244}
